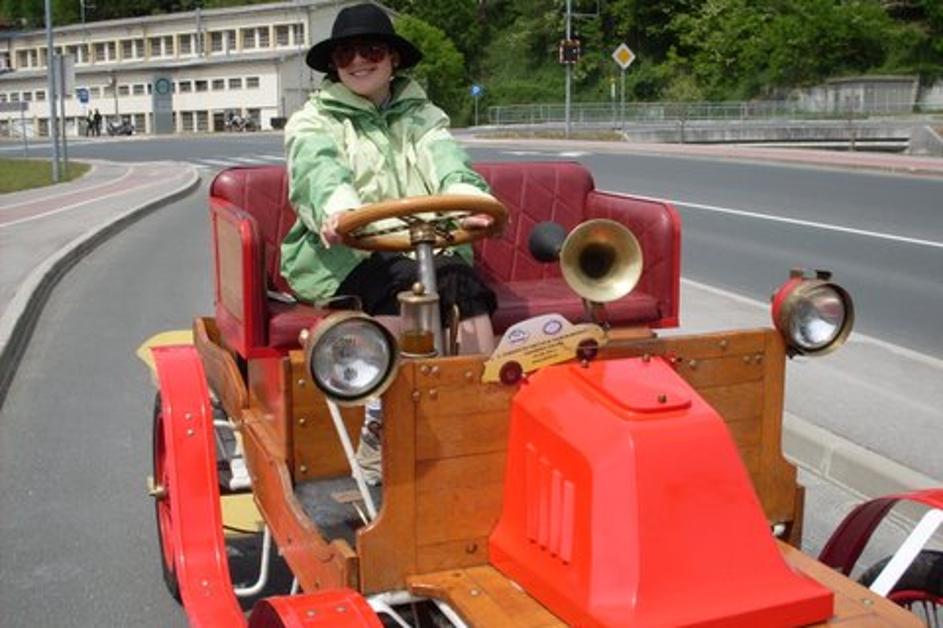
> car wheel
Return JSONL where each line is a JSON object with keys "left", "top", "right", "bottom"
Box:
{"left": 152, "top": 392, "right": 181, "bottom": 602}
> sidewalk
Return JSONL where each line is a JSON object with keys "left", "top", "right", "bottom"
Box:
{"left": 0, "top": 159, "right": 200, "bottom": 404}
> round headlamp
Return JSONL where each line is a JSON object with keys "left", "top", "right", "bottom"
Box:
{"left": 771, "top": 269, "right": 854, "bottom": 356}
{"left": 302, "top": 312, "right": 399, "bottom": 405}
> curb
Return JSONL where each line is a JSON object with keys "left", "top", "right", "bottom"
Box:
{"left": 0, "top": 165, "right": 202, "bottom": 409}
{"left": 783, "top": 413, "right": 941, "bottom": 527}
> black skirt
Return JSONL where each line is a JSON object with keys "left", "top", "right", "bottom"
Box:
{"left": 335, "top": 252, "right": 497, "bottom": 321}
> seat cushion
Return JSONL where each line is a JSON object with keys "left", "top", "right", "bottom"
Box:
{"left": 266, "top": 301, "right": 329, "bottom": 351}
{"left": 489, "top": 279, "right": 661, "bottom": 334}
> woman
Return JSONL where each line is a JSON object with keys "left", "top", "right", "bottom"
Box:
{"left": 282, "top": 3, "right": 499, "bottom": 483}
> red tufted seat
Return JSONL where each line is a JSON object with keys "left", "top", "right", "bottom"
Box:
{"left": 209, "top": 162, "right": 680, "bottom": 359}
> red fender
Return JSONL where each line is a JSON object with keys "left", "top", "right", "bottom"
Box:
{"left": 153, "top": 345, "right": 246, "bottom": 627}
{"left": 248, "top": 589, "right": 382, "bottom": 627}
{"left": 819, "top": 489, "right": 943, "bottom": 576}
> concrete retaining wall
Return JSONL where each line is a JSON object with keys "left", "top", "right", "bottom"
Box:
{"left": 909, "top": 125, "right": 943, "bottom": 156}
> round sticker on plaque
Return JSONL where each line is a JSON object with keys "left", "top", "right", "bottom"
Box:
{"left": 155, "top": 78, "right": 172, "bottom": 95}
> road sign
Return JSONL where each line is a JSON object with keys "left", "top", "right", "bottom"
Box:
{"left": 76, "top": 87, "right": 89, "bottom": 104}
{"left": 470, "top": 84, "right": 483, "bottom": 98}
{"left": 612, "top": 43, "right": 636, "bottom": 70}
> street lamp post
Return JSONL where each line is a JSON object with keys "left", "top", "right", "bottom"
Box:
{"left": 564, "top": 0, "right": 572, "bottom": 139}
{"left": 44, "top": 0, "right": 60, "bottom": 182}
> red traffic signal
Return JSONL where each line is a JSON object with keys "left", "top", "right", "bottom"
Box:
{"left": 558, "top": 39, "right": 581, "bottom": 64}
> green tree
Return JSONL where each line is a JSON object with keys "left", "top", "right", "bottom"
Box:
{"left": 394, "top": 14, "right": 469, "bottom": 123}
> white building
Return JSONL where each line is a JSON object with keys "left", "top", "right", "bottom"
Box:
{"left": 0, "top": 0, "right": 376, "bottom": 137}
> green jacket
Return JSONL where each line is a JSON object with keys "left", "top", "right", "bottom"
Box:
{"left": 281, "top": 76, "right": 491, "bottom": 302}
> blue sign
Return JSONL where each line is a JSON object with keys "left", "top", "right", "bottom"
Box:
{"left": 470, "top": 84, "right": 483, "bottom": 98}
{"left": 76, "top": 87, "right": 89, "bottom": 104}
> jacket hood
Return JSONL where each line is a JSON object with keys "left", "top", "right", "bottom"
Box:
{"left": 316, "top": 76, "right": 428, "bottom": 119}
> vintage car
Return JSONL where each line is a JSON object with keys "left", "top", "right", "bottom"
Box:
{"left": 142, "top": 161, "right": 940, "bottom": 626}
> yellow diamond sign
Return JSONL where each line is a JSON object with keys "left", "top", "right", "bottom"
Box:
{"left": 612, "top": 43, "right": 636, "bottom": 70}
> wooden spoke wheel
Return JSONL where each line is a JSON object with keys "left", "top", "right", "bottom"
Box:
{"left": 151, "top": 392, "right": 181, "bottom": 602}
{"left": 335, "top": 194, "right": 508, "bottom": 253}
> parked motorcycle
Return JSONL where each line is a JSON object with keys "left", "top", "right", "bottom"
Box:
{"left": 107, "top": 118, "right": 134, "bottom": 136}
{"left": 224, "top": 111, "right": 256, "bottom": 132}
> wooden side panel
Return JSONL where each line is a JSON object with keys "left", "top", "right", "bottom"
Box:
{"left": 193, "top": 317, "right": 247, "bottom": 420}
{"left": 289, "top": 351, "right": 365, "bottom": 480}
{"left": 357, "top": 363, "right": 419, "bottom": 594}
{"left": 247, "top": 355, "right": 291, "bottom": 466}
{"left": 240, "top": 409, "right": 358, "bottom": 592}
{"left": 215, "top": 214, "right": 245, "bottom": 319}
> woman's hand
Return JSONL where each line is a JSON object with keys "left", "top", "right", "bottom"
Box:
{"left": 320, "top": 213, "right": 342, "bottom": 248}
{"left": 461, "top": 213, "right": 494, "bottom": 230}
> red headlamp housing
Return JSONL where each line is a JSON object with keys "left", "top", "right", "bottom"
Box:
{"left": 771, "top": 269, "right": 854, "bottom": 357}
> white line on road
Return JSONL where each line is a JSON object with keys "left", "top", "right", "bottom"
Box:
{"left": 630, "top": 193, "right": 943, "bottom": 249}
{"left": 228, "top": 156, "right": 267, "bottom": 163}
{"left": 559, "top": 151, "right": 590, "bottom": 157}
{"left": 257, "top": 154, "right": 286, "bottom": 161}
{"left": 196, "top": 158, "right": 238, "bottom": 167}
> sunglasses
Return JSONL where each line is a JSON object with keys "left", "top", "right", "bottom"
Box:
{"left": 331, "top": 41, "right": 390, "bottom": 68}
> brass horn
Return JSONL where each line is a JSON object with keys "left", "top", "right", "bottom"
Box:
{"left": 559, "top": 219, "right": 643, "bottom": 303}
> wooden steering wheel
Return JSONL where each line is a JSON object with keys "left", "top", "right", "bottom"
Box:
{"left": 335, "top": 195, "right": 508, "bottom": 253}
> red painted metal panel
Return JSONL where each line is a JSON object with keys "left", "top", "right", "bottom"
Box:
{"left": 248, "top": 589, "right": 382, "bottom": 627}
{"left": 153, "top": 346, "right": 246, "bottom": 627}
{"left": 490, "top": 356, "right": 833, "bottom": 627}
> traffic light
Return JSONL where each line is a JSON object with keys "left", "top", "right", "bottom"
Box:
{"left": 558, "top": 39, "right": 581, "bottom": 64}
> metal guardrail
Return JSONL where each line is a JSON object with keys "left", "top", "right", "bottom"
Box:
{"left": 487, "top": 100, "right": 943, "bottom": 128}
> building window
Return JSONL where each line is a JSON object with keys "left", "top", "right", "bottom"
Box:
{"left": 228, "top": 77, "right": 242, "bottom": 90}
{"left": 292, "top": 23, "right": 305, "bottom": 46}
{"left": 118, "top": 84, "right": 130, "bottom": 96}
{"left": 22, "top": 92, "right": 32, "bottom": 102}
{"left": 194, "top": 80, "right": 208, "bottom": 92}
{"left": 77, "top": 44, "right": 89, "bottom": 63}
{"left": 179, "top": 34, "right": 192, "bottom": 55}
{"left": 210, "top": 31, "right": 223, "bottom": 53}
{"left": 0, "top": 94, "right": 7, "bottom": 103}
{"left": 35, "top": 90, "right": 45, "bottom": 101}
{"left": 133, "top": 39, "right": 144, "bottom": 58}
{"left": 242, "top": 28, "right": 256, "bottom": 49}
{"left": 226, "top": 30, "right": 236, "bottom": 51}
{"left": 133, "top": 113, "right": 145, "bottom": 131}
{"left": 10, "top": 93, "right": 19, "bottom": 102}
{"left": 196, "top": 110, "right": 209, "bottom": 132}
{"left": 247, "top": 108, "right": 261, "bottom": 126}
{"left": 181, "top": 111, "right": 194, "bottom": 132}
{"left": 90, "top": 86, "right": 101, "bottom": 97}
{"left": 103, "top": 84, "right": 114, "bottom": 96}
{"left": 94, "top": 42, "right": 106, "bottom": 62}
{"left": 106, "top": 41, "right": 116, "bottom": 61}
{"left": 178, "top": 80, "right": 192, "bottom": 93}
{"left": 17, "top": 50, "right": 28, "bottom": 68}
{"left": 31, "top": 49, "right": 39, "bottom": 67}
{"left": 275, "top": 25, "right": 290, "bottom": 47}
{"left": 246, "top": 76, "right": 260, "bottom": 89}
{"left": 121, "top": 40, "right": 133, "bottom": 59}
{"left": 133, "top": 84, "right": 145, "bottom": 95}
{"left": 163, "top": 36, "right": 173, "bottom": 56}
{"left": 212, "top": 78, "right": 225, "bottom": 90}
{"left": 149, "top": 37, "right": 162, "bottom": 57}
{"left": 258, "top": 27, "right": 270, "bottom": 48}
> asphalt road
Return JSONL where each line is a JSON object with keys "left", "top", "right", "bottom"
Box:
{"left": 0, "top": 135, "right": 940, "bottom": 623}
{"left": 6, "top": 134, "right": 940, "bottom": 356}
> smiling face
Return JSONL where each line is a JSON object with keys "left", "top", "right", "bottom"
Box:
{"left": 331, "top": 39, "right": 400, "bottom": 106}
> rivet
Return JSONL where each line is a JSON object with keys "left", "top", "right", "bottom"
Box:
{"left": 299, "top": 464, "right": 308, "bottom": 474}
{"left": 184, "top": 412, "right": 193, "bottom": 421}
{"left": 719, "top": 339, "right": 729, "bottom": 349}
{"left": 465, "top": 542, "right": 478, "bottom": 554}
{"left": 297, "top": 378, "right": 306, "bottom": 387}
{"left": 186, "top": 428, "right": 195, "bottom": 437}
{"left": 431, "top": 366, "right": 440, "bottom": 376}
{"left": 743, "top": 355, "right": 751, "bottom": 364}
{"left": 580, "top": 359, "right": 590, "bottom": 368}
{"left": 298, "top": 417, "right": 307, "bottom": 426}
{"left": 412, "top": 390, "right": 421, "bottom": 402}
{"left": 464, "top": 370, "right": 474, "bottom": 381}
{"left": 861, "top": 598, "right": 874, "bottom": 606}
{"left": 470, "top": 589, "right": 481, "bottom": 597}
{"left": 687, "top": 360, "right": 698, "bottom": 369}
{"left": 642, "top": 353, "right": 652, "bottom": 363}
{"left": 201, "top": 579, "right": 209, "bottom": 587}
{"left": 657, "top": 394, "right": 668, "bottom": 403}
{"left": 336, "top": 605, "right": 347, "bottom": 613}
{"left": 306, "top": 610, "right": 317, "bottom": 618}
{"left": 420, "top": 365, "right": 431, "bottom": 375}
{"left": 429, "top": 389, "right": 438, "bottom": 400}
{"left": 754, "top": 354, "right": 763, "bottom": 364}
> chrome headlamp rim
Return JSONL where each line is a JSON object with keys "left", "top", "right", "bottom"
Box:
{"left": 772, "top": 271, "right": 854, "bottom": 357}
{"left": 301, "top": 311, "right": 400, "bottom": 406}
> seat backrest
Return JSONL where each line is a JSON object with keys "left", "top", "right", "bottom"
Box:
{"left": 473, "top": 161, "right": 595, "bottom": 284}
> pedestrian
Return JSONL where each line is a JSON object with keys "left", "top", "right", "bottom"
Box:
{"left": 85, "top": 111, "right": 93, "bottom": 137}
{"left": 92, "top": 109, "right": 102, "bottom": 136}
{"left": 281, "top": 2, "right": 501, "bottom": 484}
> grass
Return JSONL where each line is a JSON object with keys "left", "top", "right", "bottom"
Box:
{"left": 0, "top": 159, "right": 91, "bottom": 194}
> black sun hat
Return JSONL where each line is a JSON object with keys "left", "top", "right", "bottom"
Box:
{"left": 306, "top": 3, "right": 423, "bottom": 73}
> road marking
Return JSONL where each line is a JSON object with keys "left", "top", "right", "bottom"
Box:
{"left": 229, "top": 156, "right": 267, "bottom": 163}
{"left": 501, "top": 150, "right": 546, "bottom": 156}
{"left": 559, "top": 151, "right": 590, "bottom": 157}
{"left": 196, "top": 158, "right": 237, "bottom": 167}
{"left": 257, "top": 154, "right": 285, "bottom": 161}
{"left": 630, "top": 193, "right": 943, "bottom": 250}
